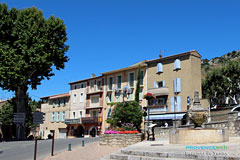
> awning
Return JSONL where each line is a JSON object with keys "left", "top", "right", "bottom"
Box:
{"left": 147, "top": 87, "right": 169, "bottom": 96}
{"left": 146, "top": 113, "right": 185, "bottom": 120}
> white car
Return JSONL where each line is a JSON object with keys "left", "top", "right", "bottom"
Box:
{"left": 231, "top": 104, "right": 240, "bottom": 117}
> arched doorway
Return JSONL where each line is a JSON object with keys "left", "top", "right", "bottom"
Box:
{"left": 88, "top": 126, "right": 97, "bottom": 137}
{"left": 76, "top": 125, "right": 84, "bottom": 137}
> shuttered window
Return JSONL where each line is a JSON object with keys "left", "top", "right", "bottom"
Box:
{"left": 171, "top": 97, "right": 174, "bottom": 112}
{"left": 54, "top": 112, "right": 57, "bottom": 122}
{"left": 157, "top": 63, "right": 163, "bottom": 73}
{"left": 174, "top": 78, "right": 181, "bottom": 93}
{"left": 176, "top": 96, "right": 181, "bottom": 111}
{"left": 50, "top": 112, "right": 53, "bottom": 122}
{"left": 174, "top": 59, "right": 181, "bottom": 70}
{"left": 59, "top": 112, "right": 63, "bottom": 121}
{"left": 107, "top": 108, "right": 112, "bottom": 119}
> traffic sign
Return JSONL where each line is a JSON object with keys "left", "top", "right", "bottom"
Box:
{"left": 33, "top": 112, "right": 44, "bottom": 124}
{"left": 13, "top": 113, "right": 25, "bottom": 124}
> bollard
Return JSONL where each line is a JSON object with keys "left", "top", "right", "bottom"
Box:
{"left": 82, "top": 140, "right": 84, "bottom": 147}
{"left": 68, "top": 144, "right": 71, "bottom": 151}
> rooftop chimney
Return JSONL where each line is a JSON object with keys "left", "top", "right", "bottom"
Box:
{"left": 159, "top": 54, "right": 162, "bottom": 59}
{"left": 91, "top": 73, "right": 96, "bottom": 78}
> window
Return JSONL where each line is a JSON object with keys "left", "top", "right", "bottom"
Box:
{"left": 117, "top": 75, "right": 122, "bottom": 89}
{"left": 90, "top": 81, "right": 94, "bottom": 92}
{"left": 64, "top": 98, "right": 67, "bottom": 105}
{"left": 108, "top": 77, "right": 113, "bottom": 90}
{"left": 154, "top": 80, "right": 165, "bottom": 88}
{"left": 140, "top": 71, "right": 144, "bottom": 85}
{"left": 51, "top": 112, "right": 54, "bottom": 122}
{"left": 115, "top": 91, "right": 121, "bottom": 102}
{"left": 54, "top": 112, "right": 57, "bottom": 122}
{"left": 90, "top": 110, "right": 98, "bottom": 117}
{"left": 174, "top": 59, "right": 181, "bottom": 70}
{"left": 129, "top": 72, "right": 135, "bottom": 87}
{"left": 60, "top": 99, "right": 64, "bottom": 106}
{"left": 53, "top": 100, "right": 55, "bottom": 108}
{"left": 73, "top": 112, "right": 75, "bottom": 119}
{"left": 80, "top": 83, "right": 84, "bottom": 88}
{"left": 174, "top": 78, "right": 181, "bottom": 93}
{"left": 79, "top": 111, "right": 82, "bottom": 118}
{"left": 58, "top": 100, "right": 61, "bottom": 107}
{"left": 74, "top": 85, "right": 77, "bottom": 89}
{"left": 157, "top": 63, "right": 163, "bottom": 73}
{"left": 139, "top": 88, "right": 143, "bottom": 100}
{"left": 171, "top": 96, "right": 181, "bottom": 112}
{"left": 97, "top": 80, "right": 102, "bottom": 91}
{"left": 106, "top": 92, "right": 112, "bottom": 103}
{"left": 80, "top": 93, "right": 83, "bottom": 102}
{"left": 57, "top": 112, "right": 60, "bottom": 121}
{"left": 73, "top": 94, "right": 76, "bottom": 103}
{"left": 128, "top": 89, "right": 134, "bottom": 100}
{"left": 90, "top": 95, "right": 100, "bottom": 107}
{"left": 155, "top": 96, "right": 167, "bottom": 105}
{"left": 107, "top": 107, "right": 112, "bottom": 119}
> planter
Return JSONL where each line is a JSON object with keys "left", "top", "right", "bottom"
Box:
{"left": 100, "top": 133, "right": 144, "bottom": 147}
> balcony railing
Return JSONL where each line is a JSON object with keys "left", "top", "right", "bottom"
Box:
{"left": 65, "top": 118, "right": 81, "bottom": 124}
{"left": 81, "top": 116, "right": 102, "bottom": 124}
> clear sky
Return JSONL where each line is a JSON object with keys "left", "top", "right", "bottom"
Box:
{"left": 0, "top": 0, "right": 239, "bottom": 100}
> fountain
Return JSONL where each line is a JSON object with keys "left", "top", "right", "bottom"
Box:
{"left": 169, "top": 91, "right": 229, "bottom": 144}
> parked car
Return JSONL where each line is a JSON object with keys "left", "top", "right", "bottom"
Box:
{"left": 231, "top": 104, "right": 240, "bottom": 117}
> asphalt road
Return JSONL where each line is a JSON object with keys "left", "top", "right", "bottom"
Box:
{"left": 0, "top": 137, "right": 99, "bottom": 160}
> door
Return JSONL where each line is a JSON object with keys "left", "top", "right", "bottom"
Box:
{"left": 59, "top": 128, "right": 67, "bottom": 139}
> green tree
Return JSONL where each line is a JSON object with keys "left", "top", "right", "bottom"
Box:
{"left": 0, "top": 4, "right": 69, "bottom": 138}
{"left": 0, "top": 100, "right": 15, "bottom": 125}
{"left": 107, "top": 101, "right": 143, "bottom": 131}
{"left": 135, "top": 66, "right": 141, "bottom": 102}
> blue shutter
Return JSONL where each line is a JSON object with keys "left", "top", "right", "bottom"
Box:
{"left": 173, "top": 79, "right": 176, "bottom": 93}
{"left": 154, "top": 81, "right": 157, "bottom": 88}
{"left": 171, "top": 97, "right": 174, "bottom": 112}
{"left": 54, "top": 112, "right": 57, "bottom": 122}
{"left": 177, "top": 78, "right": 181, "bottom": 92}
{"left": 50, "top": 112, "right": 53, "bottom": 122}
{"left": 60, "top": 112, "right": 63, "bottom": 121}
{"left": 162, "top": 80, "right": 165, "bottom": 87}
{"left": 157, "top": 63, "right": 163, "bottom": 73}
{"left": 174, "top": 59, "right": 181, "bottom": 70}
{"left": 177, "top": 96, "right": 181, "bottom": 111}
{"left": 107, "top": 108, "right": 112, "bottom": 118}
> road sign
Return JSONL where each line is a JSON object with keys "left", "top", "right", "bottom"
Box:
{"left": 33, "top": 112, "right": 44, "bottom": 124}
{"left": 13, "top": 113, "right": 25, "bottom": 124}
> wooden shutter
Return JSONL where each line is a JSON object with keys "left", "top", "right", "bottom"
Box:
{"left": 171, "top": 97, "right": 174, "bottom": 112}
{"left": 177, "top": 78, "right": 181, "bottom": 92}
{"left": 59, "top": 112, "right": 63, "bottom": 121}
{"left": 157, "top": 63, "right": 163, "bottom": 73}
{"left": 50, "top": 112, "right": 53, "bottom": 122}
{"left": 154, "top": 81, "right": 157, "bottom": 88}
{"left": 54, "top": 112, "right": 57, "bottom": 122}
{"left": 162, "top": 80, "right": 165, "bottom": 87}
{"left": 174, "top": 59, "right": 181, "bottom": 70}
{"left": 173, "top": 79, "right": 177, "bottom": 93}
{"left": 177, "top": 96, "right": 181, "bottom": 111}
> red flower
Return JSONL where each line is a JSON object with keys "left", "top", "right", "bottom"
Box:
{"left": 146, "top": 93, "right": 153, "bottom": 97}
{"left": 123, "top": 111, "right": 126, "bottom": 113}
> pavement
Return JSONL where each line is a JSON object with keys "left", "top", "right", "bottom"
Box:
{"left": 43, "top": 137, "right": 240, "bottom": 160}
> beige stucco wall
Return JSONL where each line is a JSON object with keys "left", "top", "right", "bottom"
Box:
{"left": 147, "top": 52, "right": 205, "bottom": 113}
{"left": 102, "top": 66, "right": 147, "bottom": 132}
{"left": 40, "top": 97, "right": 70, "bottom": 139}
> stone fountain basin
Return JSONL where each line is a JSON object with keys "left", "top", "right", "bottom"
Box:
{"left": 169, "top": 128, "right": 229, "bottom": 144}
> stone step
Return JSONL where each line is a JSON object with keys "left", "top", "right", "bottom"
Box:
{"left": 109, "top": 153, "right": 195, "bottom": 160}
{"left": 120, "top": 150, "right": 240, "bottom": 160}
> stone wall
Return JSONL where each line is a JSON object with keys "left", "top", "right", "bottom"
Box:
{"left": 154, "top": 112, "right": 240, "bottom": 138}
{"left": 100, "top": 134, "right": 144, "bottom": 147}
{"left": 210, "top": 107, "right": 233, "bottom": 122}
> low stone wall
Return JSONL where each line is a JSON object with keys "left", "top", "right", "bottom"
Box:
{"left": 100, "top": 133, "right": 144, "bottom": 147}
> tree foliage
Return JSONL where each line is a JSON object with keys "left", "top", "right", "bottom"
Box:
{"left": 107, "top": 101, "right": 143, "bottom": 131}
{"left": 135, "top": 66, "right": 141, "bottom": 102}
{"left": 0, "top": 100, "right": 15, "bottom": 125}
{"left": 202, "top": 59, "right": 240, "bottom": 105}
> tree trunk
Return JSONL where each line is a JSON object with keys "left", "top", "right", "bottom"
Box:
{"left": 15, "top": 87, "right": 27, "bottom": 140}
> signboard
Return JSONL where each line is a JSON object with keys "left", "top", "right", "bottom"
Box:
{"left": 33, "top": 112, "right": 44, "bottom": 124}
{"left": 187, "top": 96, "right": 190, "bottom": 106}
{"left": 65, "top": 118, "right": 81, "bottom": 124}
{"left": 13, "top": 113, "right": 25, "bottom": 124}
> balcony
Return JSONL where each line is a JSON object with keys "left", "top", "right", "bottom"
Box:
{"left": 86, "top": 87, "right": 103, "bottom": 94}
{"left": 147, "top": 87, "right": 169, "bottom": 96}
{"left": 81, "top": 116, "right": 102, "bottom": 124}
{"left": 148, "top": 105, "right": 168, "bottom": 114}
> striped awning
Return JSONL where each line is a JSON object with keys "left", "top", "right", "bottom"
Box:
{"left": 146, "top": 113, "right": 185, "bottom": 120}
{"left": 147, "top": 87, "right": 169, "bottom": 96}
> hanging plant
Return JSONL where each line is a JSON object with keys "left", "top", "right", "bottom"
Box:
{"left": 144, "top": 93, "right": 154, "bottom": 100}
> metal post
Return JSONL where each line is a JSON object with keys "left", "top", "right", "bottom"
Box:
{"left": 51, "top": 131, "right": 55, "bottom": 156}
{"left": 147, "top": 104, "right": 150, "bottom": 133}
{"left": 68, "top": 144, "right": 71, "bottom": 151}
{"left": 174, "top": 96, "right": 176, "bottom": 128}
{"left": 82, "top": 140, "right": 84, "bottom": 147}
{"left": 34, "top": 137, "right": 37, "bottom": 160}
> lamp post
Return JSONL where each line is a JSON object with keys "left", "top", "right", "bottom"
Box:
{"left": 115, "top": 85, "right": 132, "bottom": 107}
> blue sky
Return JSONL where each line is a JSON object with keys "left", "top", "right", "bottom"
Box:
{"left": 0, "top": 0, "right": 239, "bottom": 100}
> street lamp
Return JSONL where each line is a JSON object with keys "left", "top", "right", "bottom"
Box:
{"left": 114, "top": 85, "right": 132, "bottom": 106}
